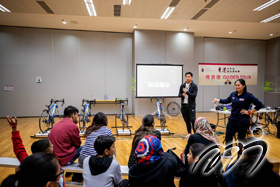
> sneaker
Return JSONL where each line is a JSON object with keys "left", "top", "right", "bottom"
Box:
{"left": 222, "top": 152, "right": 232, "bottom": 159}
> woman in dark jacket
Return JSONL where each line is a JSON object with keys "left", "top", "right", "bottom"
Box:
{"left": 129, "top": 135, "right": 177, "bottom": 187}
{"left": 212, "top": 79, "right": 263, "bottom": 158}
{"left": 128, "top": 114, "right": 161, "bottom": 168}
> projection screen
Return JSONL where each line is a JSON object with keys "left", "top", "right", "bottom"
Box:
{"left": 136, "top": 64, "right": 183, "bottom": 97}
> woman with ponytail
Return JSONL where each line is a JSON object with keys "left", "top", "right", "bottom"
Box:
{"left": 1, "top": 153, "right": 63, "bottom": 187}
{"left": 78, "top": 112, "right": 112, "bottom": 167}
{"left": 212, "top": 79, "right": 263, "bottom": 158}
{"left": 128, "top": 114, "right": 161, "bottom": 168}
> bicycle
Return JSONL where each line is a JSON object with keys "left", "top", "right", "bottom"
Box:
{"left": 166, "top": 101, "right": 181, "bottom": 116}
{"left": 113, "top": 98, "right": 132, "bottom": 135}
{"left": 79, "top": 99, "right": 96, "bottom": 132}
{"left": 151, "top": 97, "right": 172, "bottom": 131}
{"left": 39, "top": 99, "right": 64, "bottom": 133}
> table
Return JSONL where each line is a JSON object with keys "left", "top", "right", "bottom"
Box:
{"left": 210, "top": 108, "right": 276, "bottom": 128}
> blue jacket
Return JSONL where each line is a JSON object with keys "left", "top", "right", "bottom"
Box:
{"left": 219, "top": 91, "right": 263, "bottom": 123}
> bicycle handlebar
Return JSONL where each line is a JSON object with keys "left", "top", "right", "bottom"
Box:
{"left": 150, "top": 97, "right": 164, "bottom": 103}
{"left": 115, "top": 98, "right": 128, "bottom": 105}
{"left": 47, "top": 99, "right": 65, "bottom": 107}
{"left": 82, "top": 99, "right": 96, "bottom": 107}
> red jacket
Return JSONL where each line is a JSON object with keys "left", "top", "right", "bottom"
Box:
{"left": 11, "top": 131, "right": 65, "bottom": 187}
{"left": 48, "top": 117, "right": 81, "bottom": 166}
{"left": 11, "top": 131, "right": 28, "bottom": 163}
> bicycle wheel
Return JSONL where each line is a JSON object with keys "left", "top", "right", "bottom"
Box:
{"left": 167, "top": 102, "right": 181, "bottom": 116}
{"left": 39, "top": 110, "right": 52, "bottom": 133}
{"left": 79, "top": 109, "right": 86, "bottom": 131}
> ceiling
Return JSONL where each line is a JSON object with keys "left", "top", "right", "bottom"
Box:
{"left": 0, "top": 0, "right": 280, "bottom": 40}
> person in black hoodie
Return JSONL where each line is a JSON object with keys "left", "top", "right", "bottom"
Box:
{"left": 178, "top": 72, "right": 198, "bottom": 138}
{"left": 129, "top": 135, "right": 178, "bottom": 187}
{"left": 83, "top": 135, "right": 122, "bottom": 187}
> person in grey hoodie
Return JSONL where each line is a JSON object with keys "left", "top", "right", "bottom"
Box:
{"left": 83, "top": 135, "right": 122, "bottom": 187}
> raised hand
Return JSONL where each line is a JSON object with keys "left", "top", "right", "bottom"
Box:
{"left": 7, "top": 115, "right": 17, "bottom": 128}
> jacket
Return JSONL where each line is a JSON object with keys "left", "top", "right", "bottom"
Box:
{"left": 178, "top": 81, "right": 198, "bottom": 106}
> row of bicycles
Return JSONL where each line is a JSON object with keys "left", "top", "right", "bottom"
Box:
{"left": 38, "top": 98, "right": 182, "bottom": 134}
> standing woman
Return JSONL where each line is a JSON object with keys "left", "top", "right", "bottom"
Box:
{"left": 212, "top": 79, "right": 263, "bottom": 158}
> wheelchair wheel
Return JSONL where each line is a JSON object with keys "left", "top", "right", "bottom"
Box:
{"left": 39, "top": 110, "right": 53, "bottom": 133}
{"left": 167, "top": 102, "right": 181, "bottom": 116}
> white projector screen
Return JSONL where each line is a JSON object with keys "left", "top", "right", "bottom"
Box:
{"left": 136, "top": 64, "right": 183, "bottom": 97}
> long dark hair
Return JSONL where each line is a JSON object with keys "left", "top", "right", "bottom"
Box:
{"left": 130, "top": 115, "right": 154, "bottom": 155}
{"left": 234, "top": 138, "right": 276, "bottom": 187}
{"left": 1, "top": 153, "right": 58, "bottom": 187}
{"left": 85, "top": 112, "right": 108, "bottom": 137}
{"left": 235, "top": 79, "right": 247, "bottom": 93}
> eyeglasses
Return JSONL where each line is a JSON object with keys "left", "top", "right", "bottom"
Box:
{"left": 55, "top": 168, "right": 64, "bottom": 178}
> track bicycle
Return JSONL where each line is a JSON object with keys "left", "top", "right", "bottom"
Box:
{"left": 79, "top": 99, "right": 96, "bottom": 132}
{"left": 115, "top": 98, "right": 130, "bottom": 131}
{"left": 151, "top": 97, "right": 168, "bottom": 130}
{"left": 39, "top": 99, "right": 64, "bottom": 133}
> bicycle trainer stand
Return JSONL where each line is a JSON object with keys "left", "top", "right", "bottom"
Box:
{"left": 151, "top": 97, "right": 172, "bottom": 135}
{"left": 112, "top": 98, "right": 132, "bottom": 135}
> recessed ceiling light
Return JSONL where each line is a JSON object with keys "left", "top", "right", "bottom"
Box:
{"left": 261, "top": 13, "right": 280, "bottom": 23}
{"left": 229, "top": 31, "right": 232, "bottom": 34}
{"left": 0, "top": 4, "right": 11, "bottom": 12}
{"left": 62, "top": 19, "right": 67, "bottom": 24}
{"left": 84, "top": 0, "right": 97, "bottom": 16}
{"left": 123, "top": 0, "right": 132, "bottom": 5}
{"left": 184, "top": 29, "right": 187, "bottom": 31}
{"left": 253, "top": 0, "right": 279, "bottom": 11}
{"left": 134, "top": 24, "right": 137, "bottom": 28}
{"left": 161, "top": 7, "right": 175, "bottom": 19}
{"left": 269, "top": 34, "right": 273, "bottom": 36}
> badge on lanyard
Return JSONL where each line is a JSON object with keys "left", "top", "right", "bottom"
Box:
{"left": 239, "top": 98, "right": 244, "bottom": 101}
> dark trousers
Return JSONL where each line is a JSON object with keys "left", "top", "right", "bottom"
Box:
{"left": 225, "top": 119, "right": 248, "bottom": 149}
{"left": 181, "top": 104, "right": 196, "bottom": 134}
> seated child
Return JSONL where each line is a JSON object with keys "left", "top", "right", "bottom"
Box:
{"left": 180, "top": 143, "right": 221, "bottom": 187}
{"left": 83, "top": 135, "right": 122, "bottom": 187}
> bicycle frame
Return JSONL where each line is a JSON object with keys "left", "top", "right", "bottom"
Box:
{"left": 84, "top": 103, "right": 90, "bottom": 119}
{"left": 48, "top": 103, "right": 59, "bottom": 119}
{"left": 156, "top": 100, "right": 162, "bottom": 120}
{"left": 120, "top": 101, "right": 125, "bottom": 121}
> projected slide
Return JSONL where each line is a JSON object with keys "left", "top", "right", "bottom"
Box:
{"left": 136, "top": 64, "right": 183, "bottom": 97}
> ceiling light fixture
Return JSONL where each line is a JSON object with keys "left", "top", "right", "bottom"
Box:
{"left": 260, "top": 13, "right": 280, "bottom": 23}
{"left": 161, "top": 7, "right": 175, "bottom": 19}
{"left": 0, "top": 4, "right": 11, "bottom": 12}
{"left": 269, "top": 34, "right": 273, "bottom": 36}
{"left": 253, "top": 0, "right": 279, "bottom": 11}
{"left": 62, "top": 19, "right": 67, "bottom": 24}
{"left": 184, "top": 29, "right": 187, "bottom": 31}
{"left": 134, "top": 24, "right": 137, "bottom": 28}
{"left": 229, "top": 31, "right": 232, "bottom": 34}
{"left": 123, "top": 0, "right": 132, "bottom": 5}
{"left": 84, "top": 0, "right": 97, "bottom": 16}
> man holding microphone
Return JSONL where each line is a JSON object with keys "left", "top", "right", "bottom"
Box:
{"left": 178, "top": 72, "right": 198, "bottom": 139}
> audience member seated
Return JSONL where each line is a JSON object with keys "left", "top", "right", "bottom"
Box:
{"left": 129, "top": 135, "right": 177, "bottom": 187}
{"left": 79, "top": 112, "right": 112, "bottom": 167}
{"left": 128, "top": 115, "right": 161, "bottom": 168}
{"left": 7, "top": 115, "right": 53, "bottom": 162}
{"left": 83, "top": 135, "right": 123, "bottom": 187}
{"left": 180, "top": 143, "right": 221, "bottom": 187}
{"left": 183, "top": 117, "right": 220, "bottom": 164}
{"left": 223, "top": 138, "right": 280, "bottom": 187}
{"left": 1, "top": 153, "right": 64, "bottom": 187}
{"left": 49, "top": 105, "right": 82, "bottom": 166}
